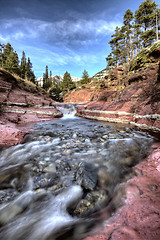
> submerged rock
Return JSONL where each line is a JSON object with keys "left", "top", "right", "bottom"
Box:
{"left": 76, "top": 162, "right": 98, "bottom": 190}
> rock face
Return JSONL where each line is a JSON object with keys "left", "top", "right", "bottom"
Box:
{"left": 83, "top": 142, "right": 160, "bottom": 240}
{"left": 0, "top": 70, "right": 62, "bottom": 146}
{"left": 75, "top": 63, "right": 160, "bottom": 134}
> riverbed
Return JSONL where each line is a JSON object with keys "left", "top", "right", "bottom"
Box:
{"left": 0, "top": 104, "right": 155, "bottom": 240}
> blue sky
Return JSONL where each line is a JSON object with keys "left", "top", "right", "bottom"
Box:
{"left": 0, "top": 0, "right": 151, "bottom": 78}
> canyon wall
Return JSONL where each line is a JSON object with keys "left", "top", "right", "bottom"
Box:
{"left": 65, "top": 63, "right": 160, "bottom": 135}
{"left": 0, "top": 70, "right": 62, "bottom": 146}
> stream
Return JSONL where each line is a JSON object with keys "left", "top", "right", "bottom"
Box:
{"left": 0, "top": 104, "right": 155, "bottom": 239}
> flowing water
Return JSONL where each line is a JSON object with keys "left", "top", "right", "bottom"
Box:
{"left": 0, "top": 104, "right": 155, "bottom": 239}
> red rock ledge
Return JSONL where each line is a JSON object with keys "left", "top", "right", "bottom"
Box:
{"left": 83, "top": 142, "right": 160, "bottom": 240}
{"left": 0, "top": 106, "right": 62, "bottom": 147}
{"left": 0, "top": 69, "right": 62, "bottom": 146}
{"left": 76, "top": 106, "right": 160, "bottom": 133}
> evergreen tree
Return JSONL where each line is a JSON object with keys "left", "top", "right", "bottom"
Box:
{"left": 106, "top": 0, "right": 160, "bottom": 68}
{"left": 135, "top": 0, "right": 158, "bottom": 47}
{"left": 45, "top": 65, "right": 49, "bottom": 79}
{"left": 106, "top": 26, "right": 122, "bottom": 67}
{"left": 49, "top": 78, "right": 62, "bottom": 101}
{"left": 155, "top": 8, "right": 160, "bottom": 41}
{"left": 43, "top": 65, "right": 52, "bottom": 90}
{"left": 62, "top": 71, "right": 75, "bottom": 94}
{"left": 81, "top": 69, "right": 90, "bottom": 84}
{"left": 3, "top": 43, "right": 13, "bottom": 60}
{"left": 3, "top": 43, "right": 19, "bottom": 74}
{"left": 43, "top": 65, "right": 48, "bottom": 89}
{"left": 123, "top": 9, "right": 134, "bottom": 62}
{"left": 50, "top": 70, "right": 52, "bottom": 79}
{"left": 0, "top": 43, "right": 5, "bottom": 68}
{"left": 20, "top": 51, "right": 27, "bottom": 79}
{"left": 26, "top": 57, "right": 36, "bottom": 83}
{"left": 132, "top": 19, "right": 142, "bottom": 56}
{"left": 0, "top": 42, "right": 36, "bottom": 80}
{"left": 4, "top": 51, "right": 19, "bottom": 74}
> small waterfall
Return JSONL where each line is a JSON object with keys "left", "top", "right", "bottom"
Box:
{"left": 56, "top": 104, "right": 77, "bottom": 119}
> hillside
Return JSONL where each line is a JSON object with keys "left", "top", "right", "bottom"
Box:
{"left": 64, "top": 42, "right": 160, "bottom": 135}
{"left": 0, "top": 69, "right": 62, "bottom": 146}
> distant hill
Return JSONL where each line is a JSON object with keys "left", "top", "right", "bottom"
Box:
{"left": 36, "top": 74, "right": 82, "bottom": 87}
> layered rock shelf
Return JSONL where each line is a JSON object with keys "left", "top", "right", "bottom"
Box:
{"left": 0, "top": 70, "right": 62, "bottom": 146}
{"left": 68, "top": 63, "right": 160, "bottom": 134}
{"left": 76, "top": 108, "right": 160, "bottom": 133}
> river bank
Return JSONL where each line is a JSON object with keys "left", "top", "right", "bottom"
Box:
{"left": 83, "top": 141, "right": 160, "bottom": 240}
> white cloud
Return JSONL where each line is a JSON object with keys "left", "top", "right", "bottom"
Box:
{"left": 26, "top": 45, "right": 99, "bottom": 67}
{"left": 0, "top": 35, "right": 9, "bottom": 42}
{"left": 0, "top": 17, "right": 122, "bottom": 46}
{"left": 0, "top": 15, "right": 120, "bottom": 77}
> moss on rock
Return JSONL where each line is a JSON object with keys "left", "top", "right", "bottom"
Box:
{"left": 130, "top": 41, "right": 160, "bottom": 72}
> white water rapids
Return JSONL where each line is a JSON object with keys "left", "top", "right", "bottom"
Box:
{"left": 56, "top": 104, "right": 77, "bottom": 119}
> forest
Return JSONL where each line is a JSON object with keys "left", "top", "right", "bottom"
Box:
{"left": 0, "top": 43, "right": 35, "bottom": 83}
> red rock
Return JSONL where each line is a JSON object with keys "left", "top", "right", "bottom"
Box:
{"left": 83, "top": 143, "right": 160, "bottom": 240}
{"left": 0, "top": 69, "right": 62, "bottom": 146}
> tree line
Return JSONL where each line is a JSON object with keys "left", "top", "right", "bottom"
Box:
{"left": 106, "top": 0, "right": 160, "bottom": 68}
{"left": 0, "top": 43, "right": 35, "bottom": 83}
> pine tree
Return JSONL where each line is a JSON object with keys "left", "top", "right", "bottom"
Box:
{"left": 118, "top": 26, "right": 128, "bottom": 65}
{"left": 123, "top": 9, "right": 134, "bottom": 62}
{"left": 49, "top": 78, "right": 62, "bottom": 101}
{"left": 0, "top": 44, "right": 2, "bottom": 68}
{"left": 106, "top": 26, "right": 124, "bottom": 67}
{"left": 50, "top": 70, "right": 52, "bottom": 79}
{"left": 132, "top": 19, "right": 142, "bottom": 57}
{"left": 62, "top": 71, "right": 75, "bottom": 94}
{"left": 2, "top": 43, "right": 13, "bottom": 69}
{"left": 106, "top": 0, "right": 160, "bottom": 68}
{"left": 3, "top": 43, "right": 13, "bottom": 59}
{"left": 43, "top": 66, "right": 52, "bottom": 90}
{"left": 0, "top": 43, "right": 5, "bottom": 68}
{"left": 81, "top": 69, "right": 90, "bottom": 84}
{"left": 4, "top": 51, "right": 19, "bottom": 74}
{"left": 0, "top": 42, "right": 36, "bottom": 79}
{"left": 2, "top": 43, "right": 20, "bottom": 75}
{"left": 26, "top": 57, "right": 36, "bottom": 83}
{"left": 20, "top": 51, "right": 27, "bottom": 79}
{"left": 135, "top": 0, "right": 158, "bottom": 47}
{"left": 155, "top": 8, "right": 160, "bottom": 41}
{"left": 43, "top": 65, "right": 48, "bottom": 89}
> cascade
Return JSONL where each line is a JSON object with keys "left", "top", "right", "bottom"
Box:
{"left": 56, "top": 103, "right": 77, "bottom": 119}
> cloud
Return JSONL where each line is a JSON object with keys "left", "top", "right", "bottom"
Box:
{"left": 0, "top": 17, "right": 122, "bottom": 48}
{"left": 23, "top": 45, "right": 100, "bottom": 67}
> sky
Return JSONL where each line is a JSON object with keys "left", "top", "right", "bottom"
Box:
{"left": 0, "top": 0, "right": 148, "bottom": 78}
